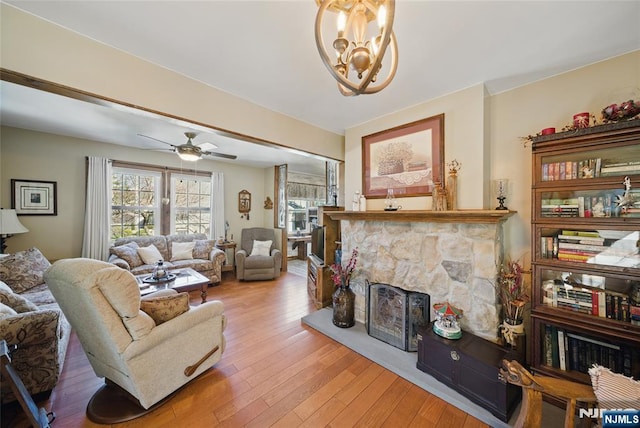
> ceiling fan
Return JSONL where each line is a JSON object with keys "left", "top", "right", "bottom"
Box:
{"left": 138, "top": 132, "right": 237, "bottom": 161}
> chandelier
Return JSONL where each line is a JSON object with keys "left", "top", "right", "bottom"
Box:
{"left": 315, "top": 0, "right": 398, "bottom": 96}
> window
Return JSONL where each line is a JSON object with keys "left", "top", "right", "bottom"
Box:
{"left": 171, "top": 174, "right": 212, "bottom": 235}
{"left": 111, "top": 168, "right": 161, "bottom": 239}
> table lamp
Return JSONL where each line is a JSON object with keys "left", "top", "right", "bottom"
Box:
{"left": 0, "top": 209, "right": 29, "bottom": 254}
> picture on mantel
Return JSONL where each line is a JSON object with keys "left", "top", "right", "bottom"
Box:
{"left": 362, "top": 114, "right": 444, "bottom": 198}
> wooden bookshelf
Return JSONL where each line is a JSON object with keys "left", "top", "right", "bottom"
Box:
{"left": 530, "top": 121, "right": 640, "bottom": 384}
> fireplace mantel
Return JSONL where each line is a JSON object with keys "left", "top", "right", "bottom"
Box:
{"left": 325, "top": 209, "right": 516, "bottom": 224}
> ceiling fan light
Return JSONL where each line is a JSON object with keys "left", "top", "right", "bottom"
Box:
{"left": 178, "top": 153, "right": 200, "bottom": 162}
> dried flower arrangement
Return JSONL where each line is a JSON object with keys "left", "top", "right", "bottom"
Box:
{"left": 330, "top": 248, "right": 359, "bottom": 288}
{"left": 496, "top": 259, "right": 529, "bottom": 324}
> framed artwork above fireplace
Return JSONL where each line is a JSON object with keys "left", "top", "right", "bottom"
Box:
{"left": 362, "top": 113, "right": 445, "bottom": 199}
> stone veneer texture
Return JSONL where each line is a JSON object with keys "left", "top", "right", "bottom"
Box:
{"left": 340, "top": 219, "right": 505, "bottom": 341}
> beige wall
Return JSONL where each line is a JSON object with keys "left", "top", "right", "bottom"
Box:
{"left": 344, "top": 50, "right": 640, "bottom": 265}
{"left": 0, "top": 4, "right": 344, "bottom": 161}
{"left": 0, "top": 126, "right": 275, "bottom": 259}
{"left": 345, "top": 84, "right": 487, "bottom": 211}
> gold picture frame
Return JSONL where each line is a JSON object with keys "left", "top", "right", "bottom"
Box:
{"left": 362, "top": 114, "right": 444, "bottom": 198}
{"left": 238, "top": 190, "right": 251, "bottom": 213}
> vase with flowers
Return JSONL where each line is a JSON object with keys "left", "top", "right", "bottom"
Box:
{"left": 496, "top": 259, "right": 529, "bottom": 348}
{"left": 330, "top": 247, "right": 358, "bottom": 328}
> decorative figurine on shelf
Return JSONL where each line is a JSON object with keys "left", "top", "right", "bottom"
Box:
{"left": 616, "top": 176, "right": 635, "bottom": 214}
{"left": 432, "top": 302, "right": 463, "bottom": 339}
{"left": 264, "top": 196, "right": 273, "bottom": 210}
{"left": 446, "top": 159, "right": 461, "bottom": 210}
{"left": 494, "top": 178, "right": 509, "bottom": 210}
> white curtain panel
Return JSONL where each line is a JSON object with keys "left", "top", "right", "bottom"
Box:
{"left": 212, "top": 172, "right": 225, "bottom": 240}
{"left": 81, "top": 157, "right": 112, "bottom": 260}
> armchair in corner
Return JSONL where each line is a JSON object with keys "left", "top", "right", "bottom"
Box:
{"left": 235, "top": 228, "right": 282, "bottom": 281}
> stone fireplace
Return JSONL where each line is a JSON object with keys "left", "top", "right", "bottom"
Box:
{"left": 325, "top": 210, "right": 514, "bottom": 341}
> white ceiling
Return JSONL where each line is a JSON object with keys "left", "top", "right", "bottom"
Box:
{"left": 1, "top": 1, "right": 639, "bottom": 173}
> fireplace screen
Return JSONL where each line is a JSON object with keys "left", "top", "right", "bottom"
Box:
{"left": 366, "top": 282, "right": 430, "bottom": 351}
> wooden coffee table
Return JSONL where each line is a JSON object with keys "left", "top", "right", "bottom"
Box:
{"left": 136, "top": 268, "right": 211, "bottom": 303}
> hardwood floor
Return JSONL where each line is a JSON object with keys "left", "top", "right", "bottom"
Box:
{"left": 2, "top": 272, "right": 489, "bottom": 428}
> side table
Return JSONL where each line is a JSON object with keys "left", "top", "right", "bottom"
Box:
{"left": 215, "top": 241, "right": 237, "bottom": 275}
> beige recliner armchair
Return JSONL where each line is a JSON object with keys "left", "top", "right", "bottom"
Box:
{"left": 44, "top": 258, "right": 226, "bottom": 423}
{"left": 236, "top": 228, "right": 282, "bottom": 281}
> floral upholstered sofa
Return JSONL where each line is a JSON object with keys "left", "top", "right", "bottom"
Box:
{"left": 108, "top": 233, "right": 225, "bottom": 283}
{"left": 0, "top": 248, "right": 71, "bottom": 403}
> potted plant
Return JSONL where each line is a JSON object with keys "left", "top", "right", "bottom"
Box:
{"left": 330, "top": 248, "right": 358, "bottom": 328}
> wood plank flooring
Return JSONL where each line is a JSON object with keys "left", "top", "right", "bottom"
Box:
{"left": 2, "top": 271, "right": 489, "bottom": 427}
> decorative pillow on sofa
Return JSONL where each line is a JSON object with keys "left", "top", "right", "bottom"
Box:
{"left": 0, "top": 288, "right": 39, "bottom": 313}
{"left": 137, "top": 244, "right": 164, "bottom": 265}
{"left": 110, "top": 241, "right": 143, "bottom": 268}
{"left": 193, "top": 240, "right": 215, "bottom": 259}
{"left": 589, "top": 365, "right": 640, "bottom": 409}
{"left": 171, "top": 242, "right": 195, "bottom": 261}
{"left": 0, "top": 247, "right": 51, "bottom": 293}
{"left": 140, "top": 292, "right": 190, "bottom": 325}
{"left": 250, "top": 240, "right": 272, "bottom": 257}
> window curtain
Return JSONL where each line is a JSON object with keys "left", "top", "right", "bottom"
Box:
{"left": 82, "top": 156, "right": 112, "bottom": 260}
{"left": 287, "top": 182, "right": 326, "bottom": 200}
{"left": 212, "top": 172, "right": 225, "bottom": 240}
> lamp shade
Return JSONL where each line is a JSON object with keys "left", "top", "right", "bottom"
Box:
{"left": 0, "top": 209, "right": 29, "bottom": 235}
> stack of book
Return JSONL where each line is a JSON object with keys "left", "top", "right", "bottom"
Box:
{"left": 542, "top": 278, "right": 633, "bottom": 322}
{"left": 543, "top": 326, "right": 633, "bottom": 376}
{"left": 600, "top": 160, "right": 640, "bottom": 177}
{"left": 556, "top": 230, "right": 606, "bottom": 263}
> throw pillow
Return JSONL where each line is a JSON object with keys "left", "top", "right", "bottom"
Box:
{"left": 110, "top": 241, "right": 143, "bottom": 268}
{"left": 140, "top": 292, "right": 190, "bottom": 325}
{"left": 589, "top": 365, "right": 640, "bottom": 409}
{"left": 137, "top": 244, "right": 164, "bottom": 265}
{"left": 0, "top": 302, "right": 17, "bottom": 317}
{"left": 250, "top": 240, "right": 272, "bottom": 257}
{"left": 171, "top": 241, "right": 195, "bottom": 261}
{"left": 193, "top": 240, "right": 215, "bottom": 260}
{"left": 0, "top": 289, "right": 39, "bottom": 313}
{"left": 0, "top": 247, "right": 51, "bottom": 293}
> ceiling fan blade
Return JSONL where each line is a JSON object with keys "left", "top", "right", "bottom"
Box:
{"left": 137, "top": 133, "right": 176, "bottom": 147}
{"left": 203, "top": 151, "right": 237, "bottom": 160}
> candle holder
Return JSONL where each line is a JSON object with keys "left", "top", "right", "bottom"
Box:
{"left": 494, "top": 178, "right": 509, "bottom": 211}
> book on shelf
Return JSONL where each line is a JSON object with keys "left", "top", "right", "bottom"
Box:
{"left": 541, "top": 159, "right": 603, "bottom": 181}
{"left": 557, "top": 234, "right": 605, "bottom": 244}
{"left": 546, "top": 281, "right": 632, "bottom": 320}
{"left": 600, "top": 160, "right": 640, "bottom": 176}
{"left": 558, "top": 329, "right": 567, "bottom": 370}
{"left": 558, "top": 241, "right": 608, "bottom": 253}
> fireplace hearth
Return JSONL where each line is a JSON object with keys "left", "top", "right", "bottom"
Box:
{"left": 366, "top": 282, "right": 430, "bottom": 351}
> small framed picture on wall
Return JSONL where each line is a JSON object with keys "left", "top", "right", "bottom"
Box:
{"left": 11, "top": 179, "right": 58, "bottom": 215}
